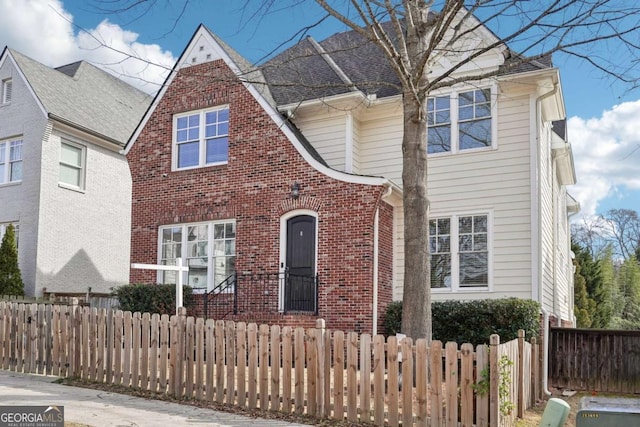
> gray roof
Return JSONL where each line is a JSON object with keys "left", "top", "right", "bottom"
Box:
{"left": 261, "top": 22, "right": 553, "bottom": 106}
{"left": 9, "top": 49, "right": 151, "bottom": 145}
{"left": 262, "top": 22, "right": 401, "bottom": 106}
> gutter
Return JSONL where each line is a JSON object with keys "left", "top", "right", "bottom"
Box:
{"left": 372, "top": 184, "right": 395, "bottom": 336}
{"left": 535, "top": 83, "right": 559, "bottom": 397}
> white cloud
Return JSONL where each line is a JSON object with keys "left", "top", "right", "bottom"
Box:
{"left": 0, "top": 0, "right": 175, "bottom": 93}
{"left": 568, "top": 100, "right": 640, "bottom": 217}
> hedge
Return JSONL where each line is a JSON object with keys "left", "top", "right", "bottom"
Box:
{"left": 384, "top": 298, "right": 541, "bottom": 345}
{"left": 113, "top": 283, "right": 194, "bottom": 315}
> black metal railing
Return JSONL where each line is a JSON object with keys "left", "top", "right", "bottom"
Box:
{"left": 203, "top": 271, "right": 318, "bottom": 319}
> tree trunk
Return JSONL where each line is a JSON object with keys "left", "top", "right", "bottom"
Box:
{"left": 400, "top": 92, "right": 431, "bottom": 341}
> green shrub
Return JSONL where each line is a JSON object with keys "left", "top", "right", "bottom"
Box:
{"left": 113, "top": 283, "right": 194, "bottom": 315}
{"left": 382, "top": 298, "right": 540, "bottom": 345}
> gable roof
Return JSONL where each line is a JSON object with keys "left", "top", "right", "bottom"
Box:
{"left": 125, "top": 25, "right": 393, "bottom": 189}
{"left": 7, "top": 48, "right": 151, "bottom": 145}
{"left": 262, "top": 20, "right": 554, "bottom": 106}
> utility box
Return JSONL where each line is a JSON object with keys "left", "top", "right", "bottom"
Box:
{"left": 576, "top": 396, "right": 640, "bottom": 426}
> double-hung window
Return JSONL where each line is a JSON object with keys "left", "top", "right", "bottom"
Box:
{"left": 159, "top": 220, "right": 236, "bottom": 292}
{"left": 59, "top": 141, "right": 86, "bottom": 189}
{"left": 427, "top": 88, "right": 493, "bottom": 154}
{"left": 0, "top": 138, "right": 22, "bottom": 184}
{"left": 430, "top": 213, "right": 490, "bottom": 290}
{"left": 173, "top": 106, "right": 229, "bottom": 170}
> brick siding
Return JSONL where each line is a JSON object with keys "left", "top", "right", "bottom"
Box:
{"left": 127, "top": 59, "right": 394, "bottom": 334}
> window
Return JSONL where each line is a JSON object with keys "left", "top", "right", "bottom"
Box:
{"left": 2, "top": 79, "right": 12, "bottom": 104}
{"left": 0, "top": 138, "right": 22, "bottom": 184}
{"left": 0, "top": 223, "right": 19, "bottom": 248}
{"left": 427, "top": 88, "right": 493, "bottom": 154}
{"left": 173, "top": 106, "right": 229, "bottom": 170}
{"left": 59, "top": 141, "right": 86, "bottom": 189}
{"left": 430, "top": 213, "right": 489, "bottom": 290}
{"left": 159, "top": 220, "right": 236, "bottom": 291}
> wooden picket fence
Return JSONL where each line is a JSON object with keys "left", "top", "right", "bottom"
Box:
{"left": 0, "top": 302, "right": 541, "bottom": 426}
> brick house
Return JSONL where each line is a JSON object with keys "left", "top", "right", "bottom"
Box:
{"left": 125, "top": 26, "right": 400, "bottom": 334}
{"left": 127, "top": 15, "right": 577, "bottom": 332}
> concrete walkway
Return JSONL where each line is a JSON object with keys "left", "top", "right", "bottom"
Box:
{"left": 0, "top": 370, "right": 313, "bottom": 427}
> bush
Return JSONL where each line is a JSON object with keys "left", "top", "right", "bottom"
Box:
{"left": 383, "top": 298, "right": 540, "bottom": 345}
{"left": 113, "top": 283, "right": 194, "bottom": 315}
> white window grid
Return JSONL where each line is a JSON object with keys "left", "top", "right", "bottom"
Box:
{"left": 0, "top": 138, "right": 23, "bottom": 184}
{"left": 158, "top": 220, "right": 236, "bottom": 292}
{"left": 172, "top": 106, "right": 229, "bottom": 170}
{"left": 430, "top": 212, "right": 492, "bottom": 292}
{"left": 427, "top": 85, "right": 497, "bottom": 155}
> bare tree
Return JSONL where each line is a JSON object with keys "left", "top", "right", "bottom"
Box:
{"left": 93, "top": 0, "right": 640, "bottom": 340}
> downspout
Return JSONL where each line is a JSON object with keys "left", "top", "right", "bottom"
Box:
{"left": 373, "top": 184, "right": 394, "bottom": 336}
{"left": 345, "top": 112, "right": 353, "bottom": 173}
{"left": 535, "top": 83, "right": 558, "bottom": 397}
{"left": 373, "top": 208, "right": 380, "bottom": 336}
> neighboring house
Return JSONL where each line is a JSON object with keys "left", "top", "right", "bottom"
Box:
{"left": 0, "top": 47, "right": 151, "bottom": 297}
{"left": 127, "top": 17, "right": 577, "bottom": 333}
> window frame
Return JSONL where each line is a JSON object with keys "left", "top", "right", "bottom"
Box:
{"left": 157, "top": 220, "right": 236, "bottom": 293}
{"left": 2, "top": 79, "right": 12, "bottom": 104}
{"left": 427, "top": 85, "right": 497, "bottom": 156}
{"left": 430, "top": 211, "right": 492, "bottom": 292}
{"left": 172, "top": 105, "right": 230, "bottom": 171}
{"left": 0, "top": 137, "right": 23, "bottom": 185}
{"left": 59, "top": 140, "right": 86, "bottom": 190}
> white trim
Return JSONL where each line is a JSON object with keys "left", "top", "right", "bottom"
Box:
{"left": 530, "top": 93, "right": 540, "bottom": 302}
{"left": 345, "top": 112, "right": 353, "bottom": 173}
{"left": 278, "top": 209, "right": 319, "bottom": 312}
{"left": 3, "top": 52, "right": 47, "bottom": 118}
{"left": 157, "top": 219, "right": 236, "bottom": 292}
{"left": 171, "top": 105, "right": 230, "bottom": 171}
{"left": 427, "top": 84, "right": 497, "bottom": 157}
{"left": 59, "top": 139, "right": 87, "bottom": 190}
{"left": 2, "top": 78, "right": 12, "bottom": 104}
{"left": 125, "top": 26, "right": 388, "bottom": 187}
{"left": 372, "top": 207, "right": 379, "bottom": 336}
{"left": 430, "top": 210, "right": 493, "bottom": 293}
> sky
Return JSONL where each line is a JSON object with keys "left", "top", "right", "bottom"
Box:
{"left": 1, "top": 0, "right": 639, "bottom": 220}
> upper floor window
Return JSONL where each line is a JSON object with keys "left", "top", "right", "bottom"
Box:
{"left": 427, "top": 88, "right": 493, "bottom": 154}
{"left": 59, "top": 141, "right": 86, "bottom": 190}
{"left": 430, "top": 213, "right": 490, "bottom": 290}
{"left": 159, "top": 220, "right": 236, "bottom": 292}
{"left": 0, "top": 138, "right": 22, "bottom": 184}
{"left": 2, "top": 79, "right": 12, "bottom": 104}
{"left": 173, "top": 106, "right": 229, "bottom": 170}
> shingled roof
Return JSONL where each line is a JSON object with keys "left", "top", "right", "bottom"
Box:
{"left": 9, "top": 48, "right": 152, "bottom": 145}
{"left": 261, "top": 21, "right": 553, "bottom": 106}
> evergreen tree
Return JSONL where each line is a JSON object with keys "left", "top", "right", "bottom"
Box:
{"left": 610, "top": 257, "right": 640, "bottom": 329}
{"left": 0, "top": 224, "right": 24, "bottom": 296}
{"left": 572, "top": 242, "right": 613, "bottom": 328}
{"left": 573, "top": 260, "right": 594, "bottom": 328}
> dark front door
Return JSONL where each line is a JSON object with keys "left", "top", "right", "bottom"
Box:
{"left": 285, "top": 215, "right": 316, "bottom": 312}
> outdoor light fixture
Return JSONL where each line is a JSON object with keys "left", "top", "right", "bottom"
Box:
{"left": 290, "top": 181, "right": 300, "bottom": 199}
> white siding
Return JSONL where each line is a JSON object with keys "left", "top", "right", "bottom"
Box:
{"left": 293, "top": 112, "right": 347, "bottom": 171}
{"left": 36, "top": 127, "right": 132, "bottom": 294}
{"left": 0, "top": 58, "right": 46, "bottom": 296}
{"left": 360, "top": 91, "right": 535, "bottom": 301}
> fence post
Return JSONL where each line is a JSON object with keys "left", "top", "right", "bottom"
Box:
{"left": 489, "top": 334, "right": 500, "bottom": 426}
{"left": 315, "top": 319, "right": 325, "bottom": 417}
{"left": 532, "top": 336, "right": 540, "bottom": 403}
{"left": 518, "top": 329, "right": 525, "bottom": 418}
